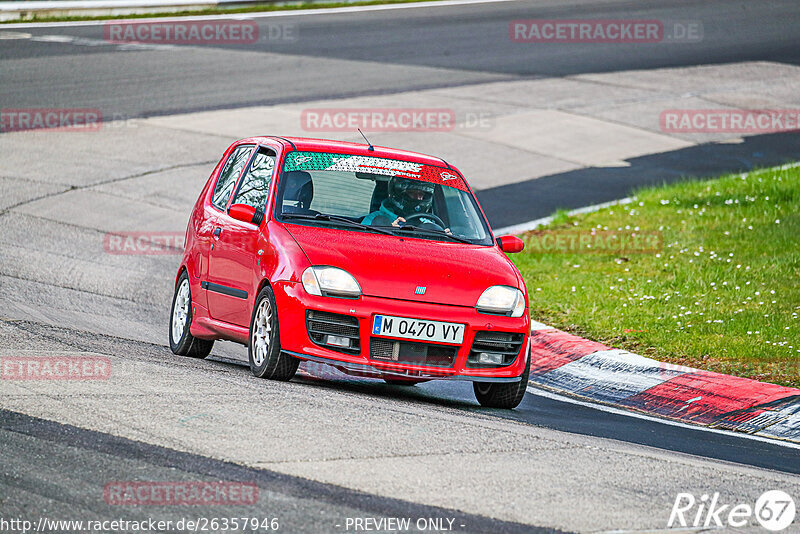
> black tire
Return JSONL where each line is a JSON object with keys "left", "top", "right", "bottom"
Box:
{"left": 383, "top": 378, "right": 428, "bottom": 386}
{"left": 169, "top": 272, "right": 214, "bottom": 359}
{"left": 248, "top": 285, "right": 298, "bottom": 381}
{"left": 473, "top": 357, "right": 529, "bottom": 409}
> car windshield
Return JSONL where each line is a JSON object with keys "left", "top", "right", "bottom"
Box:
{"left": 275, "top": 151, "right": 493, "bottom": 245}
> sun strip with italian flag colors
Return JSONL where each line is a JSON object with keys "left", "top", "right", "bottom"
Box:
{"left": 528, "top": 323, "right": 800, "bottom": 443}
{"left": 283, "top": 152, "right": 468, "bottom": 192}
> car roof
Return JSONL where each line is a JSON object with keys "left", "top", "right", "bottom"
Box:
{"left": 240, "top": 136, "right": 452, "bottom": 169}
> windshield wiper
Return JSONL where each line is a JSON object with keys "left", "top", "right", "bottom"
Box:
{"left": 386, "top": 224, "right": 473, "bottom": 244}
{"left": 281, "top": 213, "right": 396, "bottom": 237}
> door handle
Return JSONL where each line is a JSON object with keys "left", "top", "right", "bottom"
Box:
{"left": 213, "top": 227, "right": 222, "bottom": 238}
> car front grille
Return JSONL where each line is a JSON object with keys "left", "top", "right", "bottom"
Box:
{"left": 306, "top": 310, "right": 360, "bottom": 354}
{"left": 467, "top": 331, "right": 525, "bottom": 368}
{"left": 370, "top": 338, "right": 457, "bottom": 368}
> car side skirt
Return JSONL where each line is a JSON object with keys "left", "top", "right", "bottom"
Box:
{"left": 190, "top": 302, "right": 249, "bottom": 344}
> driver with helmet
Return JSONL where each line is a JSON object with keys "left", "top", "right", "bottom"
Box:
{"left": 362, "top": 176, "right": 437, "bottom": 227}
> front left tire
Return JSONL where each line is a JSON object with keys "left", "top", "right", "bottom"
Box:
{"left": 472, "top": 356, "right": 529, "bottom": 409}
{"left": 248, "top": 284, "right": 299, "bottom": 381}
{"left": 169, "top": 272, "right": 214, "bottom": 358}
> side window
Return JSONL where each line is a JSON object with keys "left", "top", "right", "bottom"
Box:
{"left": 232, "top": 149, "right": 276, "bottom": 210}
{"left": 212, "top": 145, "right": 254, "bottom": 210}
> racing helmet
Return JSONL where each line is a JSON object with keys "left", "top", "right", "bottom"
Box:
{"left": 386, "top": 176, "right": 435, "bottom": 217}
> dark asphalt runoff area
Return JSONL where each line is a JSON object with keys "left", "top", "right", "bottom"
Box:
{"left": 0, "top": 409, "right": 556, "bottom": 534}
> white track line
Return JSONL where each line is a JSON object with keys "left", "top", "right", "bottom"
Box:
{"left": 0, "top": 0, "right": 519, "bottom": 29}
{"left": 527, "top": 386, "right": 800, "bottom": 450}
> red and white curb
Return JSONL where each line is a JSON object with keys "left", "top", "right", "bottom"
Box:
{"left": 527, "top": 323, "right": 800, "bottom": 444}
{"left": 292, "top": 321, "right": 800, "bottom": 445}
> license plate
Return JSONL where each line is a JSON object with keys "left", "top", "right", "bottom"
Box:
{"left": 372, "top": 315, "right": 464, "bottom": 344}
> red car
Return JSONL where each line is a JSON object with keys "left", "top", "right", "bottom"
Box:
{"left": 169, "top": 136, "right": 530, "bottom": 408}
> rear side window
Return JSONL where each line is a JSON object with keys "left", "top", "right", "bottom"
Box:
{"left": 212, "top": 145, "right": 254, "bottom": 210}
{"left": 232, "top": 148, "right": 276, "bottom": 210}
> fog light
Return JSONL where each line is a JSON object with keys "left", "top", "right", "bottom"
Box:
{"left": 325, "top": 335, "right": 351, "bottom": 348}
{"left": 477, "top": 352, "right": 504, "bottom": 365}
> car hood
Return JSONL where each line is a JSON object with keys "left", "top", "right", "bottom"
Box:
{"left": 285, "top": 224, "right": 520, "bottom": 307}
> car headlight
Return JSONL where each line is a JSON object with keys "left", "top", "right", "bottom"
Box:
{"left": 302, "top": 266, "right": 361, "bottom": 298}
{"left": 476, "top": 285, "right": 525, "bottom": 317}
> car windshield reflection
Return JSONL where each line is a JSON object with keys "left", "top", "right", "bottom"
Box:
{"left": 275, "top": 151, "right": 493, "bottom": 245}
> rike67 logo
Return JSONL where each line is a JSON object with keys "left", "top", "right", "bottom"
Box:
{"left": 669, "top": 490, "right": 796, "bottom": 531}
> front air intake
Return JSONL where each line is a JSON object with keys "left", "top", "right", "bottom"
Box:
{"left": 467, "top": 331, "right": 524, "bottom": 368}
{"left": 306, "top": 310, "right": 361, "bottom": 354}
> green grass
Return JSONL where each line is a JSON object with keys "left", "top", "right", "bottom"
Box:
{"left": 1, "top": 0, "right": 432, "bottom": 24}
{"left": 512, "top": 164, "right": 800, "bottom": 387}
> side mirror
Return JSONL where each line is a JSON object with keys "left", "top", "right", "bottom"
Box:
{"left": 496, "top": 235, "right": 524, "bottom": 253}
{"left": 229, "top": 203, "right": 264, "bottom": 226}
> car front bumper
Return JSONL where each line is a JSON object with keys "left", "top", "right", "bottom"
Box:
{"left": 272, "top": 281, "right": 530, "bottom": 382}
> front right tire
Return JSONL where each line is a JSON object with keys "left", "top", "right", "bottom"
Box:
{"left": 248, "top": 284, "right": 299, "bottom": 381}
